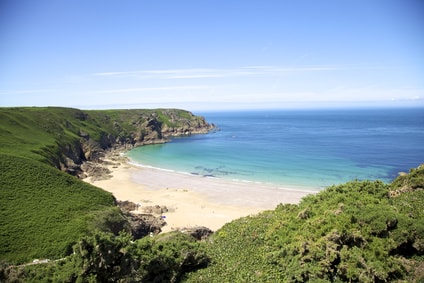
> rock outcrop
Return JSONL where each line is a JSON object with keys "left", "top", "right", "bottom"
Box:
{"left": 116, "top": 201, "right": 215, "bottom": 240}
{"left": 117, "top": 200, "right": 167, "bottom": 238}
{"left": 179, "top": 226, "right": 214, "bottom": 241}
{"left": 52, "top": 109, "right": 216, "bottom": 179}
{"left": 126, "top": 213, "right": 166, "bottom": 239}
{"left": 389, "top": 164, "right": 424, "bottom": 197}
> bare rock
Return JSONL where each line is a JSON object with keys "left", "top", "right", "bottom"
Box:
{"left": 117, "top": 200, "right": 138, "bottom": 212}
{"left": 179, "top": 226, "right": 214, "bottom": 241}
{"left": 141, "top": 205, "right": 169, "bottom": 215}
{"left": 127, "top": 213, "right": 166, "bottom": 239}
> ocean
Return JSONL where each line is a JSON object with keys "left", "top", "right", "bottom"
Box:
{"left": 126, "top": 108, "right": 424, "bottom": 190}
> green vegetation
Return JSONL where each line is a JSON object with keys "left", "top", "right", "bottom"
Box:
{"left": 0, "top": 106, "right": 209, "bottom": 265}
{"left": 184, "top": 171, "right": 424, "bottom": 282}
{"left": 5, "top": 231, "right": 209, "bottom": 282}
{"left": 0, "top": 107, "right": 208, "bottom": 168}
{"left": 0, "top": 153, "right": 117, "bottom": 263}
{"left": 1, "top": 107, "right": 423, "bottom": 282}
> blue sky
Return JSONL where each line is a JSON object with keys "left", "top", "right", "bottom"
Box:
{"left": 1, "top": 0, "right": 423, "bottom": 111}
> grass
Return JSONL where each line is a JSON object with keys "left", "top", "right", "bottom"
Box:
{"left": 0, "top": 154, "right": 116, "bottom": 263}
{"left": 0, "top": 107, "right": 202, "bottom": 165}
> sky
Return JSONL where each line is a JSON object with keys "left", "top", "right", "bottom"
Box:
{"left": 1, "top": 0, "right": 423, "bottom": 111}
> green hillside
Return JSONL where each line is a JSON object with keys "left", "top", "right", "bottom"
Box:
{"left": 0, "top": 107, "right": 213, "bottom": 170}
{"left": 0, "top": 153, "right": 119, "bottom": 263}
{"left": 0, "top": 107, "right": 213, "bottom": 265}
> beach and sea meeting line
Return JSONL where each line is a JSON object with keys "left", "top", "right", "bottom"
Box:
{"left": 126, "top": 107, "right": 424, "bottom": 190}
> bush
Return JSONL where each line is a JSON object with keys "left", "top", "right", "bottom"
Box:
{"left": 14, "top": 231, "right": 210, "bottom": 282}
{"left": 185, "top": 178, "right": 424, "bottom": 282}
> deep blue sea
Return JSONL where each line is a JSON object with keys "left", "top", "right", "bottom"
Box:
{"left": 127, "top": 108, "right": 424, "bottom": 189}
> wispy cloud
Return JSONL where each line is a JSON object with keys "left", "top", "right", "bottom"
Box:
{"left": 0, "top": 88, "right": 57, "bottom": 95}
{"left": 92, "top": 65, "right": 340, "bottom": 80}
{"left": 82, "top": 85, "right": 211, "bottom": 95}
{"left": 93, "top": 68, "right": 253, "bottom": 79}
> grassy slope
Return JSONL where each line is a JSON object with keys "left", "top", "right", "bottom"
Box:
{"left": 0, "top": 107, "right": 202, "bottom": 264}
{"left": 0, "top": 107, "right": 121, "bottom": 264}
{"left": 0, "top": 154, "right": 117, "bottom": 263}
{"left": 0, "top": 107, "right": 203, "bottom": 166}
{"left": 0, "top": 107, "right": 60, "bottom": 162}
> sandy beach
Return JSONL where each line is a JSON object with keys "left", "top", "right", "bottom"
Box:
{"left": 86, "top": 160, "right": 315, "bottom": 233}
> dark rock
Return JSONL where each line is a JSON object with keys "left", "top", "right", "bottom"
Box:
{"left": 180, "top": 226, "right": 214, "bottom": 241}
{"left": 80, "top": 162, "right": 112, "bottom": 181}
{"left": 127, "top": 213, "right": 166, "bottom": 239}
{"left": 141, "top": 205, "right": 168, "bottom": 215}
{"left": 117, "top": 200, "right": 138, "bottom": 212}
{"left": 117, "top": 201, "right": 167, "bottom": 238}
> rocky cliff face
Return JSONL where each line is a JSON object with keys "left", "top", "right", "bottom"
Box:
{"left": 57, "top": 109, "right": 215, "bottom": 178}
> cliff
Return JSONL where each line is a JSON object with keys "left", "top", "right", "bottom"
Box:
{"left": 0, "top": 107, "right": 215, "bottom": 178}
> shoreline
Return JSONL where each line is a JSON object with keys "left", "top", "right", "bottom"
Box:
{"left": 85, "top": 154, "right": 315, "bottom": 233}
{"left": 127, "top": 161, "right": 320, "bottom": 194}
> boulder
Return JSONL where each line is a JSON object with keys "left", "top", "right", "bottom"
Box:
{"left": 180, "top": 226, "right": 214, "bottom": 241}
{"left": 127, "top": 213, "right": 166, "bottom": 239}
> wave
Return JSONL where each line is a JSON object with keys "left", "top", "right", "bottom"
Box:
{"left": 128, "top": 159, "right": 219, "bottom": 178}
{"left": 127, "top": 157, "right": 319, "bottom": 192}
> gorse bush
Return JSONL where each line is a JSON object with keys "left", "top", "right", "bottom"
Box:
{"left": 4, "top": 231, "right": 210, "bottom": 282}
{"left": 184, "top": 176, "right": 424, "bottom": 283}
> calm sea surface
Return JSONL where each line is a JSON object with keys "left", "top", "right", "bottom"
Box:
{"left": 127, "top": 108, "right": 424, "bottom": 189}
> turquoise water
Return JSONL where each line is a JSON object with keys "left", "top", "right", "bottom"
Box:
{"left": 127, "top": 108, "right": 424, "bottom": 189}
